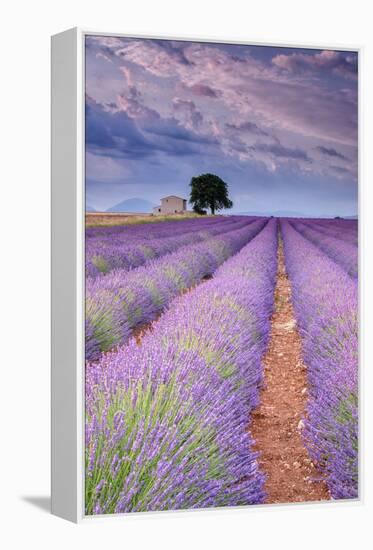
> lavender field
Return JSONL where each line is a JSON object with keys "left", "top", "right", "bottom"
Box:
{"left": 85, "top": 215, "right": 358, "bottom": 514}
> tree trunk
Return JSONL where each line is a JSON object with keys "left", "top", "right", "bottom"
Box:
{"left": 211, "top": 204, "right": 215, "bottom": 215}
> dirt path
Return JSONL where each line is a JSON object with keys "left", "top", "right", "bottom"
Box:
{"left": 250, "top": 237, "right": 330, "bottom": 504}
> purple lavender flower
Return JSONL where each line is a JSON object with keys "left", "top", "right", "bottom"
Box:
{"left": 85, "top": 218, "right": 267, "bottom": 360}
{"left": 281, "top": 219, "right": 358, "bottom": 499}
{"left": 85, "top": 220, "right": 278, "bottom": 513}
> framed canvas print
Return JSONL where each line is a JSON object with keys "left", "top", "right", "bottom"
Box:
{"left": 51, "top": 28, "right": 360, "bottom": 522}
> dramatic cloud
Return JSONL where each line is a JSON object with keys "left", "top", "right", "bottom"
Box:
{"left": 172, "top": 98, "right": 204, "bottom": 130}
{"left": 316, "top": 146, "right": 348, "bottom": 161}
{"left": 251, "top": 142, "right": 312, "bottom": 163}
{"left": 86, "top": 96, "right": 154, "bottom": 159}
{"left": 330, "top": 165, "right": 350, "bottom": 175}
{"left": 85, "top": 36, "right": 358, "bottom": 216}
{"left": 188, "top": 83, "right": 219, "bottom": 97}
{"left": 226, "top": 121, "right": 269, "bottom": 137}
{"left": 86, "top": 94, "right": 218, "bottom": 162}
{"left": 272, "top": 50, "right": 358, "bottom": 80}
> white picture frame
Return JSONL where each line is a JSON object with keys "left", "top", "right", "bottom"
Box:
{"left": 51, "top": 27, "right": 361, "bottom": 523}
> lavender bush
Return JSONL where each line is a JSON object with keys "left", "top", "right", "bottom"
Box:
{"left": 281, "top": 220, "right": 358, "bottom": 499}
{"left": 85, "top": 218, "right": 267, "bottom": 361}
{"left": 86, "top": 216, "right": 255, "bottom": 278}
{"left": 300, "top": 219, "right": 358, "bottom": 246}
{"left": 85, "top": 219, "right": 278, "bottom": 513}
{"left": 290, "top": 219, "right": 357, "bottom": 279}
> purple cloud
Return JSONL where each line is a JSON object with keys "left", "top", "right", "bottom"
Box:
{"left": 226, "top": 121, "right": 269, "bottom": 137}
{"left": 172, "top": 98, "right": 203, "bottom": 129}
{"left": 329, "top": 165, "right": 350, "bottom": 176}
{"left": 272, "top": 50, "right": 357, "bottom": 80}
{"left": 251, "top": 142, "right": 312, "bottom": 163}
{"left": 85, "top": 36, "right": 358, "bottom": 215}
{"left": 188, "top": 83, "right": 219, "bottom": 97}
{"left": 86, "top": 92, "right": 218, "bottom": 162}
{"left": 316, "top": 146, "right": 348, "bottom": 161}
{"left": 87, "top": 37, "right": 357, "bottom": 146}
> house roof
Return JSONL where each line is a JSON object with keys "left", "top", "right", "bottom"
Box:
{"left": 161, "top": 195, "right": 186, "bottom": 201}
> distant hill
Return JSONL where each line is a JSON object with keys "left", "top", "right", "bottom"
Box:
{"left": 86, "top": 204, "right": 96, "bottom": 212}
{"left": 343, "top": 215, "right": 358, "bottom": 219}
{"left": 269, "top": 210, "right": 309, "bottom": 218}
{"left": 106, "top": 198, "right": 155, "bottom": 213}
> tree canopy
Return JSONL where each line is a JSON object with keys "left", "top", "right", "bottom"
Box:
{"left": 189, "top": 173, "right": 233, "bottom": 215}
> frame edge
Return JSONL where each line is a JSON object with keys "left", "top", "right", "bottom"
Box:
{"left": 51, "top": 26, "right": 83, "bottom": 524}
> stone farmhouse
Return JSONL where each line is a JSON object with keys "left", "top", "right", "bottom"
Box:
{"left": 153, "top": 195, "right": 187, "bottom": 215}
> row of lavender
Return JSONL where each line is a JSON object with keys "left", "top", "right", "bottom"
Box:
{"left": 85, "top": 220, "right": 278, "bottom": 514}
{"left": 300, "top": 219, "right": 358, "bottom": 246}
{"left": 281, "top": 220, "right": 358, "bottom": 499}
{"left": 86, "top": 216, "right": 254, "bottom": 278}
{"left": 86, "top": 218, "right": 267, "bottom": 361}
{"left": 311, "top": 217, "right": 358, "bottom": 235}
{"left": 289, "top": 219, "right": 358, "bottom": 279}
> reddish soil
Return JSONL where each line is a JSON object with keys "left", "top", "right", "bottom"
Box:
{"left": 133, "top": 315, "right": 162, "bottom": 345}
{"left": 250, "top": 238, "right": 330, "bottom": 504}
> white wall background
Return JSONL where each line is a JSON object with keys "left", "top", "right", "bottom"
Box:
{"left": 1, "top": 0, "right": 371, "bottom": 548}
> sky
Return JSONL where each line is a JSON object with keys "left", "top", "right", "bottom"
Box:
{"left": 85, "top": 35, "right": 358, "bottom": 216}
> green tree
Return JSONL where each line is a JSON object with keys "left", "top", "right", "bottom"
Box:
{"left": 189, "top": 173, "right": 233, "bottom": 215}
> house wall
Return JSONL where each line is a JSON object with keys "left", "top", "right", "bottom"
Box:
{"left": 153, "top": 197, "right": 187, "bottom": 215}
{"left": 160, "top": 197, "right": 186, "bottom": 214}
